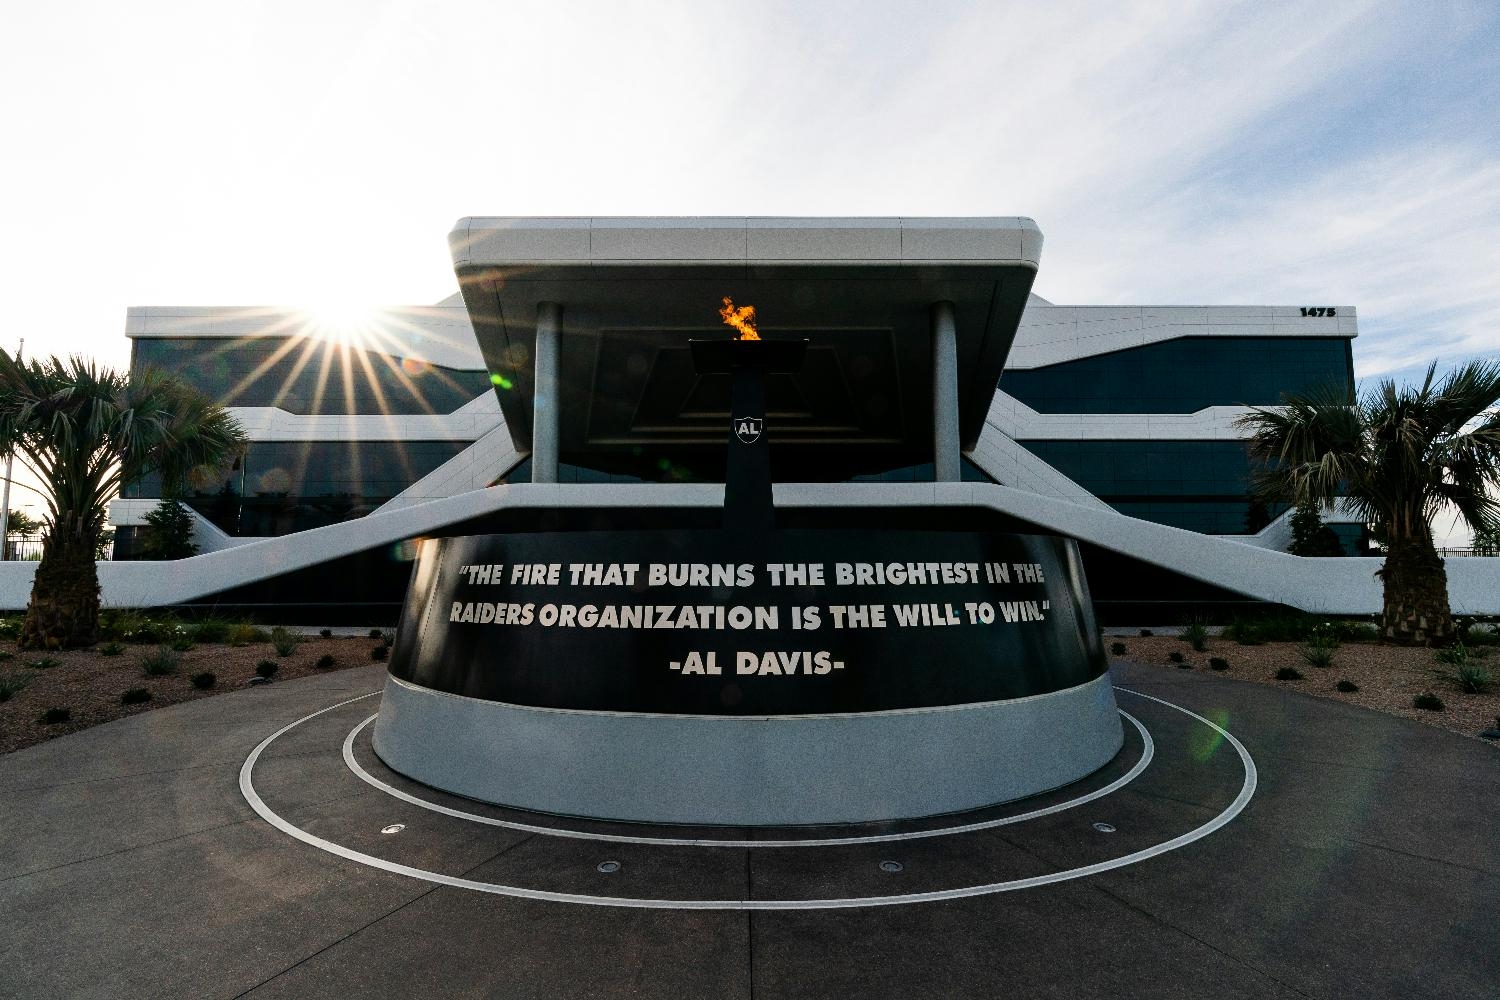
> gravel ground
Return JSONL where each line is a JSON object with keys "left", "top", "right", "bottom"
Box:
{"left": 4, "top": 631, "right": 1498, "bottom": 756}
{"left": 0, "top": 635, "right": 388, "bottom": 755}
{"left": 1112, "top": 635, "right": 1500, "bottom": 742}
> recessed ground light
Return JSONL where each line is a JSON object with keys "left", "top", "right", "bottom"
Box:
{"left": 1091, "top": 822, "right": 1117, "bottom": 834}
{"left": 879, "top": 860, "right": 904, "bottom": 873}
{"left": 597, "top": 860, "right": 622, "bottom": 873}
{"left": 381, "top": 824, "right": 405, "bottom": 835}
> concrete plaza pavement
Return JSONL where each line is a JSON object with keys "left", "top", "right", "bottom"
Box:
{"left": 2, "top": 660, "right": 1497, "bottom": 999}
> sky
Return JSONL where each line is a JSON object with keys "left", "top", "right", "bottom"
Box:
{"left": 2, "top": 0, "right": 1498, "bottom": 536}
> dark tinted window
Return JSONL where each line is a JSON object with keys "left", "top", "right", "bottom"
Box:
{"left": 1019, "top": 439, "right": 1261, "bottom": 534}
{"left": 132, "top": 338, "right": 491, "bottom": 415}
{"left": 125, "top": 439, "right": 469, "bottom": 535}
{"left": 1000, "top": 337, "right": 1353, "bottom": 413}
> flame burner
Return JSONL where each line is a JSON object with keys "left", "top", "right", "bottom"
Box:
{"left": 690, "top": 334, "right": 808, "bottom": 531}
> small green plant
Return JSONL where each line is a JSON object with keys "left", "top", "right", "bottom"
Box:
{"left": 1181, "top": 620, "right": 1209, "bottom": 652}
{"left": 1167, "top": 651, "right": 1185, "bottom": 664}
{"left": 1456, "top": 663, "right": 1492, "bottom": 694}
{"left": 368, "top": 628, "right": 383, "bottom": 639}
{"left": 28, "top": 656, "right": 60, "bottom": 669}
{"left": 140, "top": 646, "right": 182, "bottom": 676}
{"left": 381, "top": 630, "right": 395, "bottom": 648}
{"left": 269, "top": 626, "right": 298, "bottom": 657}
{"left": 38, "top": 707, "right": 71, "bottom": 724}
{"left": 1138, "top": 628, "right": 1153, "bottom": 638}
{"left": 0, "top": 650, "right": 13, "bottom": 661}
{"left": 315, "top": 653, "right": 335, "bottom": 669}
{"left": 1298, "top": 641, "right": 1336, "bottom": 669}
{"left": 254, "top": 660, "right": 279, "bottom": 679}
{"left": 169, "top": 636, "right": 194, "bottom": 652}
{"left": 121, "top": 687, "right": 151, "bottom": 705}
{"left": 319, "top": 628, "right": 333, "bottom": 638}
{"left": 100, "top": 641, "right": 125, "bottom": 656}
{"left": 1208, "top": 657, "right": 1229, "bottom": 671}
{"left": 1109, "top": 641, "right": 1127, "bottom": 656}
{"left": 190, "top": 671, "right": 217, "bottom": 690}
{"left": 1275, "top": 666, "right": 1304, "bottom": 681}
{"left": 1434, "top": 643, "right": 1469, "bottom": 667}
{"left": 371, "top": 645, "right": 388, "bottom": 662}
{"left": 1335, "top": 679, "right": 1359, "bottom": 693}
{"left": 1413, "top": 691, "right": 1445, "bottom": 711}
{"left": 0, "top": 674, "right": 30, "bottom": 702}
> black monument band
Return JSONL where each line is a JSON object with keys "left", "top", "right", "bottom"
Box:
{"left": 388, "top": 528, "right": 1107, "bottom": 716}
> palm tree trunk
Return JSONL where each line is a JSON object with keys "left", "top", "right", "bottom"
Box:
{"left": 1380, "top": 531, "right": 1454, "bottom": 646}
{"left": 21, "top": 513, "right": 101, "bottom": 649}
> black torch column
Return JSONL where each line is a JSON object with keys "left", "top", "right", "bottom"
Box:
{"left": 690, "top": 337, "right": 808, "bottom": 531}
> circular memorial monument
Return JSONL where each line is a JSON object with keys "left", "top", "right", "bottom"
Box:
{"left": 372, "top": 289, "right": 1122, "bottom": 825}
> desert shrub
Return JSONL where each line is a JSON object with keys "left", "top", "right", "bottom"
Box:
{"left": 381, "top": 630, "right": 395, "bottom": 648}
{"left": 121, "top": 687, "right": 151, "bottom": 705}
{"left": 1167, "top": 650, "right": 1185, "bottom": 664}
{"left": 1138, "top": 628, "right": 1153, "bottom": 637}
{"left": 1462, "top": 624, "right": 1500, "bottom": 646}
{"left": 100, "top": 642, "right": 125, "bottom": 656}
{"left": 111, "top": 612, "right": 179, "bottom": 645}
{"left": 1181, "top": 620, "right": 1209, "bottom": 652}
{"left": 0, "top": 674, "right": 29, "bottom": 702}
{"left": 1335, "top": 679, "right": 1360, "bottom": 693}
{"left": 187, "top": 618, "right": 233, "bottom": 644}
{"left": 28, "top": 656, "right": 60, "bottom": 669}
{"left": 0, "top": 615, "right": 22, "bottom": 639}
{"left": 1224, "top": 618, "right": 1263, "bottom": 645}
{"left": 1456, "top": 663, "right": 1493, "bottom": 694}
{"left": 254, "top": 660, "right": 279, "bottom": 679}
{"left": 315, "top": 653, "right": 335, "bottom": 668}
{"left": 1299, "top": 641, "right": 1336, "bottom": 669}
{"left": 169, "top": 636, "right": 194, "bottom": 652}
{"left": 1334, "top": 621, "right": 1380, "bottom": 643}
{"left": 190, "top": 671, "right": 217, "bottom": 690}
{"left": 228, "top": 622, "right": 270, "bottom": 646}
{"left": 269, "top": 627, "right": 298, "bottom": 657}
{"left": 140, "top": 646, "right": 181, "bottom": 676}
{"left": 0, "top": 650, "right": 12, "bottom": 661}
{"left": 368, "top": 628, "right": 383, "bottom": 639}
{"left": 1413, "top": 691, "right": 1445, "bottom": 711}
{"left": 1109, "top": 641, "right": 1127, "bottom": 656}
{"left": 38, "top": 707, "right": 71, "bottom": 724}
{"left": 320, "top": 628, "right": 333, "bottom": 638}
{"left": 1275, "top": 666, "right": 1304, "bottom": 681}
{"left": 370, "top": 645, "right": 388, "bottom": 662}
{"left": 1208, "top": 657, "right": 1229, "bottom": 671}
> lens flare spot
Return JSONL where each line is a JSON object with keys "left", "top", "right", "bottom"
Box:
{"left": 257, "top": 467, "right": 293, "bottom": 494}
{"left": 1189, "top": 708, "right": 1230, "bottom": 761}
{"left": 390, "top": 539, "right": 420, "bottom": 561}
{"left": 490, "top": 373, "right": 513, "bottom": 390}
{"left": 401, "top": 356, "right": 432, "bottom": 377}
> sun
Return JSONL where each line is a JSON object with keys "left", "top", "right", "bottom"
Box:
{"left": 301, "top": 301, "right": 383, "bottom": 348}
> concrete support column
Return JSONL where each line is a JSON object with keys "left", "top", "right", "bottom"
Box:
{"left": 931, "top": 300, "right": 960, "bottom": 482}
{"left": 532, "top": 302, "right": 561, "bottom": 484}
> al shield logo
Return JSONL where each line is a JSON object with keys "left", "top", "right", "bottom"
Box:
{"left": 733, "top": 416, "right": 763, "bottom": 444}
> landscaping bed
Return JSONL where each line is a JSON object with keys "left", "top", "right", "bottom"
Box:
{"left": 1111, "top": 632, "right": 1500, "bottom": 742}
{"left": 0, "top": 619, "right": 392, "bottom": 755}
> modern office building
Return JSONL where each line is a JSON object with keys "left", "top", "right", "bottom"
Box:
{"left": 94, "top": 216, "right": 1486, "bottom": 622}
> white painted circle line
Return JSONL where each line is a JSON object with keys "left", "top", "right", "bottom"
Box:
{"left": 241, "top": 686, "right": 1256, "bottom": 909}
{"left": 340, "top": 711, "right": 1154, "bottom": 848}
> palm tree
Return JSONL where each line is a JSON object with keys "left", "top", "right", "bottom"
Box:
{"left": 1237, "top": 360, "right": 1500, "bottom": 645}
{"left": 0, "top": 353, "right": 245, "bottom": 648}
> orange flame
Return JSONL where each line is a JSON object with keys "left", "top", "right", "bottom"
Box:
{"left": 719, "top": 296, "right": 760, "bottom": 340}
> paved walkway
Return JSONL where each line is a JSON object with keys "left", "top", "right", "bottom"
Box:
{"left": 2, "top": 661, "right": 1496, "bottom": 998}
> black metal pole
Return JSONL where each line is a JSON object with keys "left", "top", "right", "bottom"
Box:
{"left": 726, "top": 366, "right": 772, "bottom": 531}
